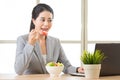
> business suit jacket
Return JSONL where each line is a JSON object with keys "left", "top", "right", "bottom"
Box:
{"left": 14, "top": 34, "right": 77, "bottom": 75}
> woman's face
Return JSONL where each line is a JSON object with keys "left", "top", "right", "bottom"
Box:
{"left": 32, "top": 11, "right": 53, "bottom": 35}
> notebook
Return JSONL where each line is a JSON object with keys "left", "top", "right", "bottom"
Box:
{"left": 95, "top": 43, "right": 120, "bottom": 76}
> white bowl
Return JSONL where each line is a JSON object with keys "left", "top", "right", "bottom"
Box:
{"left": 46, "top": 66, "right": 64, "bottom": 77}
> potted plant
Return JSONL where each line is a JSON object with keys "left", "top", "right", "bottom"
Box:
{"left": 81, "top": 50, "right": 106, "bottom": 78}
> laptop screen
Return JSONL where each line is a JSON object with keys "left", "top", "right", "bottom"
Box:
{"left": 95, "top": 43, "right": 120, "bottom": 76}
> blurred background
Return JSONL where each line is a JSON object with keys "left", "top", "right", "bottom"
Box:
{"left": 0, "top": 0, "right": 120, "bottom": 74}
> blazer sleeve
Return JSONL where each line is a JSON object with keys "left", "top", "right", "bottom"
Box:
{"left": 14, "top": 36, "right": 34, "bottom": 75}
{"left": 56, "top": 39, "right": 77, "bottom": 74}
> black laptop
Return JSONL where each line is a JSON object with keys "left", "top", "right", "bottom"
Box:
{"left": 95, "top": 43, "right": 120, "bottom": 76}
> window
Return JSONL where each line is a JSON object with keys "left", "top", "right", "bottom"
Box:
{"left": 88, "top": 0, "right": 120, "bottom": 51}
{"left": 88, "top": 0, "right": 120, "bottom": 41}
{"left": 0, "top": 0, "right": 36, "bottom": 74}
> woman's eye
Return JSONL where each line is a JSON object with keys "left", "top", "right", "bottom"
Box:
{"left": 40, "top": 19, "right": 45, "bottom": 22}
{"left": 48, "top": 19, "right": 52, "bottom": 22}
{"left": 40, "top": 18, "right": 52, "bottom": 22}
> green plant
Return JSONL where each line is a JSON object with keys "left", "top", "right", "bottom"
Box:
{"left": 81, "top": 50, "right": 106, "bottom": 64}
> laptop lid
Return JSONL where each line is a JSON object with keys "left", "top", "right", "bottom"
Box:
{"left": 95, "top": 43, "right": 120, "bottom": 76}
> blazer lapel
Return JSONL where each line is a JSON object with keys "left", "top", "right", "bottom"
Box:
{"left": 34, "top": 41, "right": 47, "bottom": 73}
{"left": 34, "top": 37, "right": 55, "bottom": 73}
{"left": 46, "top": 37, "right": 54, "bottom": 63}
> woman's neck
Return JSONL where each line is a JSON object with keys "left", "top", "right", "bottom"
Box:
{"left": 39, "top": 35, "right": 46, "bottom": 41}
{"left": 39, "top": 36, "right": 47, "bottom": 55}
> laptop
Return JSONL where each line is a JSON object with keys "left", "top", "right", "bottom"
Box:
{"left": 69, "top": 72, "right": 85, "bottom": 77}
{"left": 95, "top": 43, "right": 120, "bottom": 76}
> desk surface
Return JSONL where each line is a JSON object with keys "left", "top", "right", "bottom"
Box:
{"left": 0, "top": 74, "right": 120, "bottom": 80}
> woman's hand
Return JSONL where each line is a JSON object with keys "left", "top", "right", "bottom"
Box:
{"left": 77, "top": 67, "right": 84, "bottom": 73}
{"left": 28, "top": 29, "right": 39, "bottom": 45}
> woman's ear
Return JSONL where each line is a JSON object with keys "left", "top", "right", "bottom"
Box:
{"left": 32, "top": 18, "right": 35, "bottom": 25}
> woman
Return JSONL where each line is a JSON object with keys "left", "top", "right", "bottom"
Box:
{"left": 14, "top": 3, "right": 84, "bottom": 75}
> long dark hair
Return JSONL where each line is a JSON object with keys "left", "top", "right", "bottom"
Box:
{"left": 29, "top": 3, "right": 54, "bottom": 32}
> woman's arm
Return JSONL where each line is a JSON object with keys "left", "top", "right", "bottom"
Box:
{"left": 56, "top": 39, "right": 77, "bottom": 74}
{"left": 14, "top": 36, "right": 34, "bottom": 75}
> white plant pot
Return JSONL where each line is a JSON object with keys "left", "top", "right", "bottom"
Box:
{"left": 83, "top": 64, "right": 101, "bottom": 79}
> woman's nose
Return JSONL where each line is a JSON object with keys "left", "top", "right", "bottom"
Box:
{"left": 44, "top": 20, "right": 48, "bottom": 26}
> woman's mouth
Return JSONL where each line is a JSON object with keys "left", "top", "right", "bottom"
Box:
{"left": 41, "top": 28, "right": 48, "bottom": 31}
{"left": 40, "top": 28, "right": 48, "bottom": 36}
{"left": 42, "top": 30, "right": 48, "bottom": 36}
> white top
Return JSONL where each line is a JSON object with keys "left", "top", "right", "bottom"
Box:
{"left": 42, "top": 55, "right": 46, "bottom": 64}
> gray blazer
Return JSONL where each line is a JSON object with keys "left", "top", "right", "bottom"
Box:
{"left": 14, "top": 34, "right": 77, "bottom": 75}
